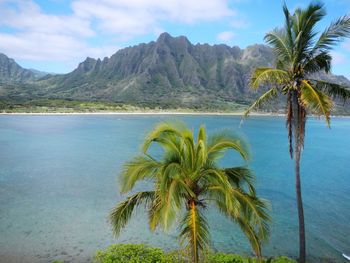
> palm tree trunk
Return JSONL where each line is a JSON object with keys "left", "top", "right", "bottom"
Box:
{"left": 189, "top": 200, "right": 199, "bottom": 263}
{"left": 292, "top": 90, "right": 306, "bottom": 263}
{"left": 295, "top": 148, "right": 306, "bottom": 263}
{"left": 293, "top": 92, "right": 306, "bottom": 263}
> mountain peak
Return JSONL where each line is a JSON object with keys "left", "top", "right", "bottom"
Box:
{"left": 156, "top": 32, "right": 190, "bottom": 44}
{"left": 157, "top": 32, "right": 172, "bottom": 42}
{"left": 0, "top": 53, "right": 36, "bottom": 82}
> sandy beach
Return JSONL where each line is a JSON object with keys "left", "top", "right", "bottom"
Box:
{"left": 0, "top": 111, "right": 286, "bottom": 116}
{"left": 1, "top": 111, "right": 349, "bottom": 118}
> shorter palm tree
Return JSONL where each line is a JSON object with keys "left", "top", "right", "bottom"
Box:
{"left": 109, "top": 122, "right": 270, "bottom": 263}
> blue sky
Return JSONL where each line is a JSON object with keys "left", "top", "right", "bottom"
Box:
{"left": 0, "top": 0, "right": 349, "bottom": 78}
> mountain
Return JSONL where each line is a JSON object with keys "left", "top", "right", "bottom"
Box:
{"left": 28, "top": 69, "right": 50, "bottom": 78}
{"left": 0, "top": 53, "right": 38, "bottom": 83}
{"left": 34, "top": 33, "right": 276, "bottom": 106}
{"left": 1, "top": 33, "right": 349, "bottom": 110}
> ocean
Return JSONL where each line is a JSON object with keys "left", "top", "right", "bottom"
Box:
{"left": 0, "top": 115, "right": 349, "bottom": 262}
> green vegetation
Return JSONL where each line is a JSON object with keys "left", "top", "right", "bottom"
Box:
{"left": 94, "top": 244, "right": 165, "bottom": 263}
{"left": 1, "top": 34, "right": 349, "bottom": 113}
{"left": 1, "top": 98, "right": 350, "bottom": 115}
{"left": 92, "top": 244, "right": 296, "bottom": 263}
{"left": 245, "top": 3, "right": 350, "bottom": 263}
{"left": 0, "top": 99, "right": 249, "bottom": 113}
{"left": 0, "top": 99, "right": 147, "bottom": 113}
{"left": 109, "top": 122, "right": 270, "bottom": 263}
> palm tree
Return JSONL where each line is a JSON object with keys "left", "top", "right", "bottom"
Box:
{"left": 244, "top": 3, "right": 350, "bottom": 262}
{"left": 109, "top": 122, "right": 270, "bottom": 263}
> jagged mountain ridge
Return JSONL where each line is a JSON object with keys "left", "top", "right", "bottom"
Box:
{"left": 1, "top": 32, "right": 349, "bottom": 108}
{"left": 0, "top": 53, "right": 38, "bottom": 83}
{"left": 36, "top": 32, "right": 275, "bottom": 105}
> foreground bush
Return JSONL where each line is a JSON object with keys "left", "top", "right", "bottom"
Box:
{"left": 93, "top": 244, "right": 296, "bottom": 263}
{"left": 207, "top": 252, "right": 245, "bottom": 263}
{"left": 207, "top": 253, "right": 296, "bottom": 263}
{"left": 94, "top": 244, "right": 166, "bottom": 263}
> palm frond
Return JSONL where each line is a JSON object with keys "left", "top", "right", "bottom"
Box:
{"left": 182, "top": 130, "right": 196, "bottom": 171}
{"left": 148, "top": 192, "right": 162, "bottom": 231}
{"left": 195, "top": 125, "right": 207, "bottom": 168}
{"left": 314, "top": 15, "right": 350, "bottom": 52}
{"left": 236, "top": 217, "right": 263, "bottom": 259}
{"left": 282, "top": 3, "right": 294, "bottom": 54}
{"left": 243, "top": 88, "right": 278, "bottom": 117}
{"left": 145, "top": 134, "right": 183, "bottom": 161}
{"left": 264, "top": 29, "right": 292, "bottom": 63}
{"left": 109, "top": 191, "right": 155, "bottom": 236}
{"left": 292, "top": 2, "right": 325, "bottom": 64}
{"left": 224, "top": 167, "right": 256, "bottom": 195}
{"left": 159, "top": 179, "right": 184, "bottom": 230}
{"left": 303, "top": 51, "right": 332, "bottom": 74}
{"left": 231, "top": 189, "right": 271, "bottom": 239}
{"left": 300, "top": 80, "right": 333, "bottom": 126}
{"left": 142, "top": 121, "right": 186, "bottom": 153}
{"left": 213, "top": 197, "right": 269, "bottom": 260}
{"left": 311, "top": 79, "right": 350, "bottom": 101}
{"left": 119, "top": 156, "right": 161, "bottom": 193}
{"left": 197, "top": 125, "right": 206, "bottom": 144}
{"left": 207, "top": 131, "right": 250, "bottom": 161}
{"left": 195, "top": 139, "right": 206, "bottom": 169}
{"left": 250, "top": 68, "right": 289, "bottom": 90}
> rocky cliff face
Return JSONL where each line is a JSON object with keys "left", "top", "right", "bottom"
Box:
{"left": 37, "top": 33, "right": 277, "bottom": 104}
{"left": 0, "top": 53, "right": 37, "bottom": 83}
{"left": 1, "top": 33, "right": 349, "bottom": 107}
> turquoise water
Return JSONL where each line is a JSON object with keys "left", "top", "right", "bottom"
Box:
{"left": 0, "top": 115, "right": 349, "bottom": 262}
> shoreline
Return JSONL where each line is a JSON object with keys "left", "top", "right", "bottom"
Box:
{"left": 1, "top": 111, "right": 350, "bottom": 118}
{"left": 0, "top": 111, "right": 277, "bottom": 116}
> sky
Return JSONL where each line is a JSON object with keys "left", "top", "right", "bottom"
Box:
{"left": 0, "top": 0, "right": 349, "bottom": 78}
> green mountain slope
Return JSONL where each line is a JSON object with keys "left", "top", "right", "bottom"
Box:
{"left": 35, "top": 33, "right": 276, "bottom": 106}
{"left": 0, "top": 33, "right": 349, "bottom": 111}
{"left": 0, "top": 53, "right": 37, "bottom": 83}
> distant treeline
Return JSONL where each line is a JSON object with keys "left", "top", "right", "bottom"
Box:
{"left": 1, "top": 98, "right": 349, "bottom": 115}
{"left": 0, "top": 99, "right": 248, "bottom": 113}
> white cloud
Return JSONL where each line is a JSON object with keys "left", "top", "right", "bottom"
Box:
{"left": 217, "top": 31, "right": 235, "bottom": 42}
{"left": 0, "top": 0, "right": 103, "bottom": 65}
{"left": 72, "top": 0, "right": 235, "bottom": 34}
{"left": 0, "top": 0, "right": 236, "bottom": 71}
{"left": 0, "top": 31, "right": 118, "bottom": 61}
{"left": 0, "top": 0, "right": 94, "bottom": 37}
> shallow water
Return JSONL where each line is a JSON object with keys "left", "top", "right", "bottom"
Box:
{"left": 0, "top": 115, "right": 349, "bottom": 262}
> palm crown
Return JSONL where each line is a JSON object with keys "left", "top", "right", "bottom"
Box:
{"left": 244, "top": 3, "right": 350, "bottom": 262}
{"left": 109, "top": 122, "right": 270, "bottom": 263}
{"left": 245, "top": 2, "right": 350, "bottom": 155}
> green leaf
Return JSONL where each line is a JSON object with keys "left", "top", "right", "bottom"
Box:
{"left": 300, "top": 80, "right": 333, "bottom": 126}
{"left": 243, "top": 88, "right": 278, "bottom": 117}
{"left": 250, "top": 68, "right": 289, "bottom": 90}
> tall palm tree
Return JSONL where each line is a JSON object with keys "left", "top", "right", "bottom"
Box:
{"left": 244, "top": 3, "right": 350, "bottom": 262}
{"left": 109, "top": 122, "right": 270, "bottom": 263}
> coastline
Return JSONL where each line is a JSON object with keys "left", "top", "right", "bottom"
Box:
{"left": 0, "top": 111, "right": 282, "bottom": 116}
{"left": 1, "top": 111, "right": 350, "bottom": 118}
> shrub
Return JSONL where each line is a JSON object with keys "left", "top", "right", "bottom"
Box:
{"left": 207, "top": 252, "right": 245, "bottom": 263}
{"left": 94, "top": 244, "right": 166, "bottom": 263}
{"left": 93, "top": 244, "right": 297, "bottom": 263}
{"left": 270, "top": 256, "right": 296, "bottom": 263}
